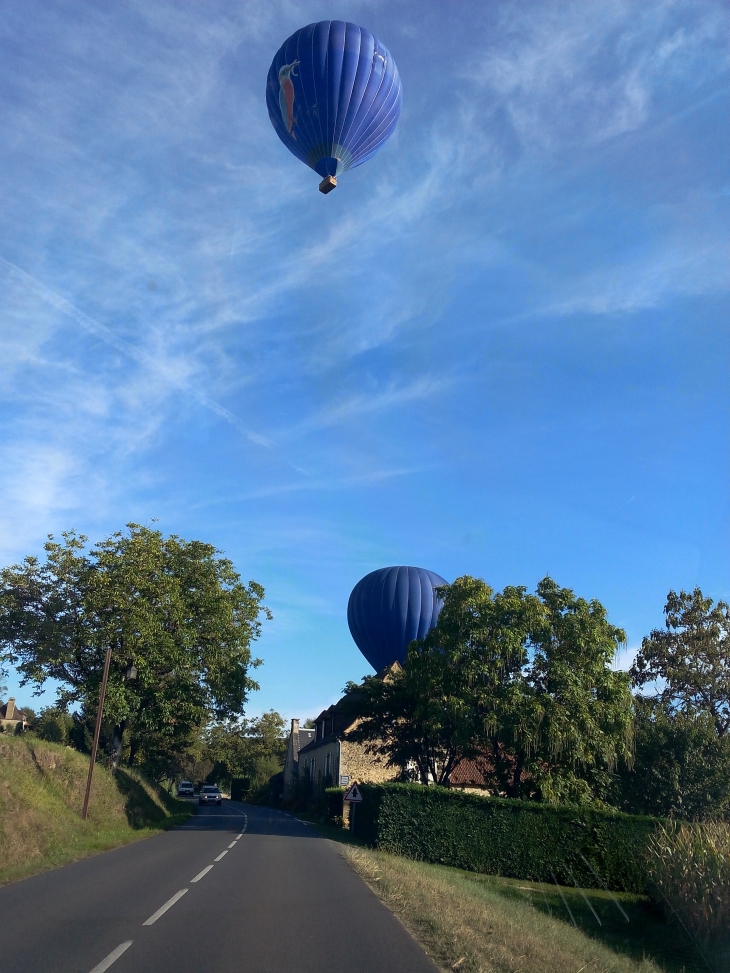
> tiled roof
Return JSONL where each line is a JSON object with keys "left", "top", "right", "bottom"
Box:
{"left": 0, "top": 698, "right": 26, "bottom": 722}
{"left": 449, "top": 755, "right": 494, "bottom": 787}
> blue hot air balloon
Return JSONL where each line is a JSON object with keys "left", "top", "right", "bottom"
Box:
{"left": 347, "top": 566, "right": 448, "bottom": 673}
{"left": 266, "top": 21, "right": 402, "bottom": 194}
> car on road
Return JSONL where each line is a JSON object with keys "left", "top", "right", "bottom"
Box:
{"left": 199, "top": 785, "right": 222, "bottom": 806}
{"left": 177, "top": 780, "right": 194, "bottom": 797}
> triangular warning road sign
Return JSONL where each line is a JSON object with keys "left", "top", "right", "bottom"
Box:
{"left": 343, "top": 782, "right": 363, "bottom": 802}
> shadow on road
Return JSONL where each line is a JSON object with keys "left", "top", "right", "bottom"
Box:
{"left": 175, "top": 799, "right": 321, "bottom": 838}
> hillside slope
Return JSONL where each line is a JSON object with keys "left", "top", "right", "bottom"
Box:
{"left": 0, "top": 735, "right": 190, "bottom": 885}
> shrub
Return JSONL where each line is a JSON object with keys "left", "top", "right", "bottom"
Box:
{"left": 352, "top": 783, "right": 660, "bottom": 893}
{"left": 35, "top": 707, "right": 75, "bottom": 745}
{"left": 647, "top": 820, "right": 730, "bottom": 945}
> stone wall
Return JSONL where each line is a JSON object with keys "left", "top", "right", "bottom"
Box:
{"left": 340, "top": 738, "right": 396, "bottom": 785}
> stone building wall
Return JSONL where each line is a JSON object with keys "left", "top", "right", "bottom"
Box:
{"left": 339, "top": 738, "right": 395, "bottom": 784}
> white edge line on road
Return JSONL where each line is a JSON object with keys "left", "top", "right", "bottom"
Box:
{"left": 191, "top": 864, "right": 214, "bottom": 883}
{"left": 214, "top": 850, "right": 228, "bottom": 861}
{"left": 89, "top": 940, "right": 133, "bottom": 973}
{"left": 142, "top": 888, "right": 188, "bottom": 925}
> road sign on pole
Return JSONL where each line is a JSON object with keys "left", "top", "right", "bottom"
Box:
{"left": 343, "top": 782, "right": 363, "bottom": 803}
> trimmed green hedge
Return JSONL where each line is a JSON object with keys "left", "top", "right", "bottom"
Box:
{"left": 324, "top": 786, "right": 346, "bottom": 822}
{"left": 352, "top": 783, "right": 660, "bottom": 893}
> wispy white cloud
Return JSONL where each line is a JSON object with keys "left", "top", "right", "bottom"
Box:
{"left": 467, "top": 0, "right": 729, "bottom": 152}
{"left": 0, "top": 258, "right": 272, "bottom": 446}
{"left": 189, "top": 465, "right": 427, "bottom": 507}
{"left": 544, "top": 223, "right": 730, "bottom": 318}
{"left": 287, "top": 376, "right": 451, "bottom": 435}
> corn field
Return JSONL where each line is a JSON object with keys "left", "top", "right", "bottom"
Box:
{"left": 647, "top": 820, "right": 730, "bottom": 945}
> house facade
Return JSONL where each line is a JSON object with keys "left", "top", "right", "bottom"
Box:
{"left": 0, "top": 698, "right": 29, "bottom": 733}
{"left": 284, "top": 697, "right": 398, "bottom": 797}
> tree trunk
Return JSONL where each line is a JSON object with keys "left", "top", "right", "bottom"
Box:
{"left": 510, "top": 753, "right": 524, "bottom": 798}
{"left": 110, "top": 720, "right": 126, "bottom": 773}
{"left": 127, "top": 737, "right": 139, "bottom": 767}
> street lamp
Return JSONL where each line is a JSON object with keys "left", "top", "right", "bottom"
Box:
{"left": 81, "top": 648, "right": 136, "bottom": 820}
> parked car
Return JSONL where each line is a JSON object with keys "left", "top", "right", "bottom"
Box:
{"left": 177, "top": 781, "right": 194, "bottom": 797}
{"left": 199, "top": 785, "right": 222, "bottom": 806}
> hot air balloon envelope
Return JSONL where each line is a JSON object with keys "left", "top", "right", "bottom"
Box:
{"left": 347, "top": 566, "right": 448, "bottom": 673}
{"left": 266, "top": 21, "right": 402, "bottom": 192}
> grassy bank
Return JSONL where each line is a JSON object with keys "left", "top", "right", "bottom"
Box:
{"left": 0, "top": 735, "right": 191, "bottom": 886}
{"left": 343, "top": 845, "right": 709, "bottom": 973}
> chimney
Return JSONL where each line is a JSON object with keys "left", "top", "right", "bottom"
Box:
{"left": 291, "top": 718, "right": 300, "bottom": 755}
{"left": 6, "top": 698, "right": 15, "bottom": 720}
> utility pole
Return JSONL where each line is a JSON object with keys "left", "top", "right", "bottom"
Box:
{"left": 81, "top": 645, "right": 112, "bottom": 820}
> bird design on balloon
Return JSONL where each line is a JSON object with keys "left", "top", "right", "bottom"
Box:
{"left": 277, "top": 60, "right": 300, "bottom": 138}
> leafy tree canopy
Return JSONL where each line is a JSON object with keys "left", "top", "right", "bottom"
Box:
{"left": 204, "top": 710, "right": 287, "bottom": 790}
{"left": 613, "top": 696, "right": 730, "bottom": 820}
{"left": 631, "top": 588, "right": 730, "bottom": 737}
{"left": 346, "top": 576, "right": 634, "bottom": 804}
{"left": 0, "top": 524, "right": 271, "bottom": 767}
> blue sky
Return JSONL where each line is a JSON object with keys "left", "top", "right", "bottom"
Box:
{"left": 1, "top": 0, "right": 728, "bottom": 722}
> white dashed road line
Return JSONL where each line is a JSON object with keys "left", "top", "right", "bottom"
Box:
{"left": 87, "top": 807, "right": 250, "bottom": 970}
{"left": 88, "top": 940, "right": 133, "bottom": 972}
{"left": 142, "top": 888, "right": 188, "bottom": 926}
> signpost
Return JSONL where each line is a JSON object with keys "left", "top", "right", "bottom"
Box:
{"left": 343, "top": 782, "right": 363, "bottom": 832}
{"left": 339, "top": 774, "right": 350, "bottom": 787}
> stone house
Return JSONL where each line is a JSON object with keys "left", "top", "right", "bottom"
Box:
{"left": 0, "top": 698, "right": 30, "bottom": 733}
{"left": 284, "top": 696, "right": 398, "bottom": 797}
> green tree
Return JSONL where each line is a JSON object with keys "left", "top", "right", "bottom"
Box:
{"left": 624, "top": 588, "right": 730, "bottom": 819}
{"left": 346, "top": 577, "right": 536, "bottom": 786}
{"left": 614, "top": 697, "right": 730, "bottom": 819}
{"left": 346, "top": 576, "right": 634, "bottom": 803}
{"left": 0, "top": 525, "right": 270, "bottom": 771}
{"left": 204, "top": 710, "right": 287, "bottom": 790}
{"left": 631, "top": 588, "right": 730, "bottom": 737}
{"left": 519, "top": 578, "right": 634, "bottom": 805}
{"left": 34, "top": 706, "right": 74, "bottom": 744}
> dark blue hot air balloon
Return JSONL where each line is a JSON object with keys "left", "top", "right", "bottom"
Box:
{"left": 347, "top": 566, "right": 448, "bottom": 673}
{"left": 266, "top": 21, "right": 402, "bottom": 194}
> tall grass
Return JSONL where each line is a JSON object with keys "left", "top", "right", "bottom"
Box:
{"left": 0, "top": 735, "right": 190, "bottom": 885}
{"left": 647, "top": 820, "right": 730, "bottom": 946}
{"left": 344, "top": 846, "right": 667, "bottom": 973}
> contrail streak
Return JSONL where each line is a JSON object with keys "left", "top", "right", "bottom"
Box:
{"left": 0, "top": 256, "right": 272, "bottom": 448}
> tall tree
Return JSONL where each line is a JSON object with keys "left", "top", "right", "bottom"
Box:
{"left": 519, "top": 578, "right": 634, "bottom": 805}
{"left": 204, "top": 711, "right": 287, "bottom": 790}
{"left": 623, "top": 588, "right": 730, "bottom": 819}
{"left": 346, "top": 576, "right": 634, "bottom": 804}
{"left": 631, "top": 588, "right": 730, "bottom": 737}
{"left": 345, "top": 577, "right": 536, "bottom": 786}
{"left": 0, "top": 525, "right": 270, "bottom": 769}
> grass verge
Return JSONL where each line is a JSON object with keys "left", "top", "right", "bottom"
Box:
{"left": 342, "top": 846, "right": 709, "bottom": 973}
{"left": 0, "top": 735, "right": 191, "bottom": 886}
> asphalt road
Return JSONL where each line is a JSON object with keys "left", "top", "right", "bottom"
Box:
{"left": 0, "top": 800, "right": 437, "bottom": 973}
